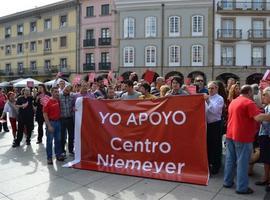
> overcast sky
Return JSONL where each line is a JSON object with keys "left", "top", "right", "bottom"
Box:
{"left": 0, "top": 0, "right": 60, "bottom": 17}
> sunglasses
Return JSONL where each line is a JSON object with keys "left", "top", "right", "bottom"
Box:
{"left": 195, "top": 80, "right": 204, "bottom": 82}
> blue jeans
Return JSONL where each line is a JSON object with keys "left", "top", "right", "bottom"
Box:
{"left": 46, "top": 121, "right": 62, "bottom": 159}
{"left": 224, "top": 138, "right": 252, "bottom": 192}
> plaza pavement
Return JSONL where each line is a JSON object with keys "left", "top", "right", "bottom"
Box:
{"left": 0, "top": 125, "right": 269, "bottom": 200}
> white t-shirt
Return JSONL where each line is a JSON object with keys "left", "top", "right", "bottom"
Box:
{"left": 3, "top": 101, "right": 18, "bottom": 119}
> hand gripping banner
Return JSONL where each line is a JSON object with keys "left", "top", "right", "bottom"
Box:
{"left": 68, "top": 95, "right": 209, "bottom": 185}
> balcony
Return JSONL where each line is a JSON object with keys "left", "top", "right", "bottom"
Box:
{"left": 221, "top": 57, "right": 235, "bottom": 66}
{"left": 252, "top": 57, "right": 266, "bottom": 66}
{"left": 98, "top": 37, "right": 111, "bottom": 46}
{"left": 217, "top": 1, "right": 270, "bottom": 15}
{"left": 248, "top": 29, "right": 270, "bottom": 42}
{"left": 44, "top": 48, "right": 52, "bottom": 55}
{"left": 5, "top": 34, "right": 10, "bottom": 38}
{"left": 217, "top": 29, "right": 242, "bottom": 42}
{"left": 5, "top": 71, "right": 14, "bottom": 76}
{"left": 83, "top": 39, "right": 96, "bottom": 47}
{"left": 17, "top": 69, "right": 24, "bottom": 75}
{"left": 83, "top": 63, "right": 95, "bottom": 71}
{"left": 99, "top": 62, "right": 111, "bottom": 70}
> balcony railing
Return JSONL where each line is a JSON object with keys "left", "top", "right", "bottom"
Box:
{"left": 1, "top": 65, "right": 72, "bottom": 77}
{"left": 252, "top": 57, "right": 266, "bottom": 66}
{"left": 99, "top": 62, "right": 111, "bottom": 70}
{"left": 217, "top": 1, "right": 270, "bottom": 13}
{"left": 44, "top": 48, "right": 52, "bottom": 55}
{"left": 98, "top": 37, "right": 111, "bottom": 46}
{"left": 83, "top": 63, "right": 95, "bottom": 71}
{"left": 5, "top": 34, "right": 10, "bottom": 38}
{"left": 17, "top": 69, "right": 24, "bottom": 75}
{"left": 248, "top": 29, "right": 270, "bottom": 41}
{"left": 217, "top": 29, "right": 242, "bottom": 41}
{"left": 83, "top": 39, "right": 96, "bottom": 47}
{"left": 221, "top": 57, "right": 235, "bottom": 66}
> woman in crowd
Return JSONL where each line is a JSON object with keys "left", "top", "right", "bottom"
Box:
{"left": 34, "top": 84, "right": 51, "bottom": 144}
{"left": 166, "top": 76, "right": 188, "bottom": 96}
{"left": 1, "top": 92, "right": 18, "bottom": 141}
{"left": 227, "top": 84, "right": 240, "bottom": 104}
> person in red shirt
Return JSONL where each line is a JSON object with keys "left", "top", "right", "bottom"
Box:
{"left": 43, "top": 87, "right": 65, "bottom": 165}
{"left": 224, "top": 85, "right": 270, "bottom": 194}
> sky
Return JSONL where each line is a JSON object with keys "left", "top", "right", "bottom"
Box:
{"left": 0, "top": 0, "right": 60, "bottom": 17}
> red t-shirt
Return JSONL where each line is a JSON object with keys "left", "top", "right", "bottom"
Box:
{"left": 43, "top": 98, "right": 60, "bottom": 120}
{"left": 226, "top": 96, "right": 261, "bottom": 143}
{"left": 0, "top": 94, "right": 7, "bottom": 109}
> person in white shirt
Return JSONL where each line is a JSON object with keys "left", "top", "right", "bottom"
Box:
{"left": 204, "top": 81, "right": 224, "bottom": 175}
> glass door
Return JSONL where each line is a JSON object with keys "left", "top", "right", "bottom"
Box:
{"left": 222, "top": 19, "right": 234, "bottom": 38}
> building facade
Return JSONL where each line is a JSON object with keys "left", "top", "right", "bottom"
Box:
{"left": 214, "top": 0, "right": 270, "bottom": 84}
{"left": 0, "top": 0, "right": 79, "bottom": 82}
{"left": 80, "top": 0, "right": 118, "bottom": 75}
{"left": 115, "top": 0, "right": 213, "bottom": 81}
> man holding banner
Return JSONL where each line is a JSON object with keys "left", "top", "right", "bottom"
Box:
{"left": 224, "top": 85, "right": 270, "bottom": 194}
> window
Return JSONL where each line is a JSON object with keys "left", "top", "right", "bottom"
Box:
{"left": 17, "top": 43, "right": 23, "bottom": 54}
{"left": 86, "top": 29, "right": 94, "bottom": 39}
{"left": 86, "top": 53, "right": 94, "bottom": 64}
{"left": 44, "top": 60, "right": 51, "bottom": 70}
{"left": 101, "top": 52, "right": 110, "bottom": 63}
{"left": 169, "top": 45, "right": 180, "bottom": 66}
{"left": 5, "top": 27, "right": 11, "bottom": 38}
{"left": 17, "top": 62, "right": 24, "bottom": 72}
{"left": 101, "top": 4, "right": 109, "bottom": 16}
{"left": 60, "top": 36, "right": 67, "bottom": 47}
{"left": 169, "top": 16, "right": 180, "bottom": 37}
{"left": 86, "top": 6, "right": 94, "bottom": 17}
{"left": 30, "top": 61, "right": 37, "bottom": 70}
{"left": 44, "top": 39, "right": 51, "bottom": 50}
{"left": 101, "top": 28, "right": 110, "bottom": 38}
{"left": 221, "top": 46, "right": 234, "bottom": 66}
{"left": 60, "top": 58, "right": 67, "bottom": 68}
{"left": 60, "top": 15, "right": 67, "bottom": 27}
{"left": 17, "top": 24, "right": 23, "bottom": 36}
{"left": 192, "top": 45, "right": 203, "bottom": 66}
{"left": 221, "top": 19, "right": 234, "bottom": 38}
{"left": 30, "top": 41, "right": 36, "bottom": 52}
{"left": 145, "top": 46, "right": 156, "bottom": 67}
{"left": 5, "top": 63, "right": 11, "bottom": 73}
{"left": 192, "top": 15, "right": 203, "bottom": 36}
{"left": 124, "top": 17, "right": 135, "bottom": 38}
{"left": 30, "top": 21, "right": 37, "bottom": 32}
{"left": 44, "top": 19, "right": 51, "bottom": 30}
{"left": 5, "top": 45, "right": 11, "bottom": 55}
{"left": 252, "top": 47, "right": 265, "bottom": 66}
{"left": 124, "top": 47, "right": 135, "bottom": 67}
{"left": 145, "top": 16, "right": 157, "bottom": 37}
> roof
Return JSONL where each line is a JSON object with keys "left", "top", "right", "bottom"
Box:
{"left": 0, "top": 0, "right": 78, "bottom": 24}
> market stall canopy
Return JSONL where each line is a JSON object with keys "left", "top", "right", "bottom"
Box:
{"left": 13, "top": 78, "right": 43, "bottom": 88}
{"left": 44, "top": 78, "right": 70, "bottom": 86}
{"left": 9, "top": 78, "right": 25, "bottom": 85}
{"left": 0, "top": 81, "right": 10, "bottom": 88}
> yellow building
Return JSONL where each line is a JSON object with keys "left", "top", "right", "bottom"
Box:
{"left": 0, "top": 0, "right": 79, "bottom": 82}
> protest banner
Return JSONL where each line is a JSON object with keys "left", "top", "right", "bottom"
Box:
{"left": 68, "top": 96, "right": 209, "bottom": 185}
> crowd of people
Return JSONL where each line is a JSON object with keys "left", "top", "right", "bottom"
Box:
{"left": 0, "top": 72, "right": 269, "bottom": 195}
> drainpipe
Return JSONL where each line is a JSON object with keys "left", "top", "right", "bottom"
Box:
{"left": 161, "top": 3, "right": 165, "bottom": 76}
{"left": 211, "top": 0, "right": 215, "bottom": 81}
{"left": 76, "top": 0, "right": 81, "bottom": 74}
